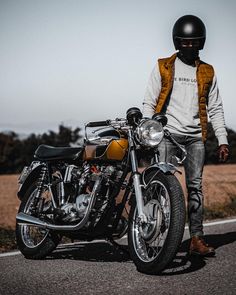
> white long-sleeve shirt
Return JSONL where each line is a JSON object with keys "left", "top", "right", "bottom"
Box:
{"left": 143, "top": 57, "right": 228, "bottom": 145}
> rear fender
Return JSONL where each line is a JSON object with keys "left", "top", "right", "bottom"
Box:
{"left": 17, "top": 162, "right": 44, "bottom": 201}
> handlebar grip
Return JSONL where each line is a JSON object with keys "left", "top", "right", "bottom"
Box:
{"left": 86, "top": 120, "right": 110, "bottom": 127}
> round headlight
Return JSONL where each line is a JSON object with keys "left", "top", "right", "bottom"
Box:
{"left": 136, "top": 119, "right": 164, "bottom": 147}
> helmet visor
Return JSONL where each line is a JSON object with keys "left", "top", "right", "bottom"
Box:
{"left": 179, "top": 39, "right": 201, "bottom": 48}
{"left": 174, "top": 36, "right": 205, "bottom": 50}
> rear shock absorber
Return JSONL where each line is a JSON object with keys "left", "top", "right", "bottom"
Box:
{"left": 31, "top": 165, "right": 48, "bottom": 215}
{"left": 37, "top": 165, "right": 47, "bottom": 195}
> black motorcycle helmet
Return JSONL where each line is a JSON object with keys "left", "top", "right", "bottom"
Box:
{"left": 173, "top": 15, "right": 206, "bottom": 50}
{"left": 172, "top": 15, "right": 206, "bottom": 65}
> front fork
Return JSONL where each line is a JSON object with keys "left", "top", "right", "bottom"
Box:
{"left": 128, "top": 130, "right": 147, "bottom": 224}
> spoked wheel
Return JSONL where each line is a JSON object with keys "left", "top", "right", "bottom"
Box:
{"left": 16, "top": 183, "right": 60, "bottom": 259}
{"left": 128, "top": 171, "right": 185, "bottom": 274}
{"left": 132, "top": 183, "right": 170, "bottom": 262}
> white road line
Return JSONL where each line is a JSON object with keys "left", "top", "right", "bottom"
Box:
{"left": 184, "top": 218, "right": 236, "bottom": 230}
{"left": 0, "top": 251, "right": 21, "bottom": 258}
{"left": 0, "top": 218, "right": 235, "bottom": 258}
{"left": 203, "top": 218, "right": 236, "bottom": 227}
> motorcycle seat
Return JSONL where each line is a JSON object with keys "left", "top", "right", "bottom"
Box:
{"left": 34, "top": 144, "right": 83, "bottom": 161}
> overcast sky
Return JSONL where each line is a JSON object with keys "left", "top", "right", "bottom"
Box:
{"left": 1, "top": 0, "right": 236, "bottom": 135}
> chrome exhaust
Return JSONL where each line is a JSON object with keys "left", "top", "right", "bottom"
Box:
{"left": 16, "top": 212, "right": 88, "bottom": 231}
{"left": 16, "top": 212, "right": 48, "bottom": 229}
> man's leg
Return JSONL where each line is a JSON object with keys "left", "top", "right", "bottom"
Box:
{"left": 183, "top": 137, "right": 205, "bottom": 237}
{"left": 184, "top": 137, "right": 215, "bottom": 256}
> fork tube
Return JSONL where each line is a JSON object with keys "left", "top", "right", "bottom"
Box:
{"left": 154, "top": 148, "right": 159, "bottom": 164}
{"left": 128, "top": 129, "right": 147, "bottom": 223}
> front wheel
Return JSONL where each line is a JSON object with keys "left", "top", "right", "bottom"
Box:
{"left": 128, "top": 171, "right": 185, "bottom": 274}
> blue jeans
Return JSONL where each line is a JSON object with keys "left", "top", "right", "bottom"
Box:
{"left": 158, "top": 134, "right": 205, "bottom": 237}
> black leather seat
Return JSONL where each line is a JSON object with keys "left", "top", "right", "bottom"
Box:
{"left": 34, "top": 144, "right": 83, "bottom": 161}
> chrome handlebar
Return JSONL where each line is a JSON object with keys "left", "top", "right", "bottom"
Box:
{"left": 84, "top": 118, "right": 128, "bottom": 142}
{"left": 85, "top": 118, "right": 128, "bottom": 130}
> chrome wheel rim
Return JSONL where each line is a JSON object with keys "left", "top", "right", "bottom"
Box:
{"left": 21, "top": 188, "right": 49, "bottom": 248}
{"left": 132, "top": 180, "right": 171, "bottom": 262}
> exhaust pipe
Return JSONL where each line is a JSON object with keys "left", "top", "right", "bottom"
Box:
{"left": 17, "top": 212, "right": 48, "bottom": 229}
{"left": 16, "top": 211, "right": 89, "bottom": 231}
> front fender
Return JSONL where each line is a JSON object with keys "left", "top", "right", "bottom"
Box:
{"left": 17, "top": 162, "right": 43, "bottom": 200}
{"left": 141, "top": 162, "right": 181, "bottom": 187}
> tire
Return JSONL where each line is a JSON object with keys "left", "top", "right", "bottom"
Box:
{"left": 16, "top": 182, "right": 60, "bottom": 259}
{"left": 128, "top": 171, "right": 185, "bottom": 274}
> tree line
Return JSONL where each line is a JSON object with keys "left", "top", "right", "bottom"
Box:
{"left": 0, "top": 125, "right": 82, "bottom": 174}
{"left": 0, "top": 123, "right": 235, "bottom": 174}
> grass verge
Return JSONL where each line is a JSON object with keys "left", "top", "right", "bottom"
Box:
{"left": 204, "top": 195, "right": 236, "bottom": 220}
{"left": 0, "top": 227, "right": 17, "bottom": 253}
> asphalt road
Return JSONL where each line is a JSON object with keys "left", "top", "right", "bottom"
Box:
{"left": 0, "top": 220, "right": 235, "bottom": 295}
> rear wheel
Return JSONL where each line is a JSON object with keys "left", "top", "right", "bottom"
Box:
{"left": 16, "top": 182, "right": 60, "bottom": 259}
{"left": 128, "top": 171, "right": 185, "bottom": 274}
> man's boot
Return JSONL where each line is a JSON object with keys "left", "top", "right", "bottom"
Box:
{"left": 189, "top": 236, "right": 215, "bottom": 256}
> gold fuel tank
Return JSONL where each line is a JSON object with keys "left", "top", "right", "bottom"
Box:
{"left": 83, "top": 138, "right": 128, "bottom": 161}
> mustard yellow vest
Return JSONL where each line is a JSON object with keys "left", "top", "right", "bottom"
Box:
{"left": 155, "top": 53, "right": 214, "bottom": 141}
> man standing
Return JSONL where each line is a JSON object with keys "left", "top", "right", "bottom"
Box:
{"left": 143, "top": 15, "right": 229, "bottom": 256}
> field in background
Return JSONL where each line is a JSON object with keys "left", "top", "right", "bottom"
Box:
{"left": 0, "top": 164, "right": 236, "bottom": 252}
{"left": 176, "top": 164, "right": 236, "bottom": 219}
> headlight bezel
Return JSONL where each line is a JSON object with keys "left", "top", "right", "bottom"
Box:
{"left": 135, "top": 119, "right": 164, "bottom": 147}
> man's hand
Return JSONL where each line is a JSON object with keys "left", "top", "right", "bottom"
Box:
{"left": 218, "top": 144, "right": 229, "bottom": 162}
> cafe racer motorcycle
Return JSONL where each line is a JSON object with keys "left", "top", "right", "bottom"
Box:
{"left": 16, "top": 107, "right": 186, "bottom": 274}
